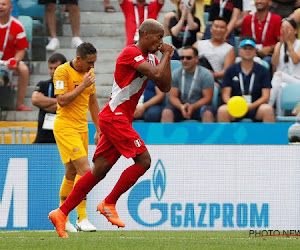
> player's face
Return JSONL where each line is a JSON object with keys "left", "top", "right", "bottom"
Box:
{"left": 48, "top": 61, "right": 63, "bottom": 79}
{"left": 0, "top": 0, "right": 12, "bottom": 18}
{"left": 147, "top": 31, "right": 164, "bottom": 53}
{"left": 78, "top": 54, "right": 97, "bottom": 72}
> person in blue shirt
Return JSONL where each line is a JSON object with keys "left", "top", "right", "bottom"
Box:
{"left": 134, "top": 79, "right": 166, "bottom": 122}
{"left": 217, "top": 36, "right": 275, "bottom": 122}
{"left": 161, "top": 45, "right": 215, "bottom": 122}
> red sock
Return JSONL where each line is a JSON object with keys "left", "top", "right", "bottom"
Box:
{"left": 60, "top": 170, "right": 99, "bottom": 216}
{"left": 105, "top": 163, "right": 147, "bottom": 204}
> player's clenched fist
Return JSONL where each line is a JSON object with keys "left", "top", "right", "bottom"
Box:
{"left": 83, "top": 71, "right": 95, "bottom": 87}
{"left": 160, "top": 43, "right": 174, "bottom": 58}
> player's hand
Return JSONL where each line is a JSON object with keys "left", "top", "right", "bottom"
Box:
{"left": 94, "top": 130, "right": 101, "bottom": 145}
{"left": 160, "top": 43, "right": 174, "bottom": 58}
{"left": 83, "top": 71, "right": 95, "bottom": 88}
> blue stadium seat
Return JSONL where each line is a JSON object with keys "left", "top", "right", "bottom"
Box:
{"left": 18, "top": 16, "right": 33, "bottom": 70}
{"left": 171, "top": 59, "right": 181, "bottom": 72}
{"left": 276, "top": 84, "right": 300, "bottom": 122}
{"left": 204, "top": 12, "right": 209, "bottom": 26}
{"left": 18, "top": 0, "right": 45, "bottom": 18}
{"left": 163, "top": 36, "right": 173, "bottom": 46}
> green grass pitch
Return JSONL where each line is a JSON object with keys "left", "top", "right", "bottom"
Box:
{"left": 1, "top": 231, "right": 300, "bottom": 250}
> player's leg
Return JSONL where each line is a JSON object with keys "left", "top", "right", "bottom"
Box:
{"left": 60, "top": 163, "right": 77, "bottom": 232}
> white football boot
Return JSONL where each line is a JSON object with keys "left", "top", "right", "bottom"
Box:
{"left": 65, "top": 221, "right": 77, "bottom": 232}
{"left": 76, "top": 218, "right": 97, "bottom": 232}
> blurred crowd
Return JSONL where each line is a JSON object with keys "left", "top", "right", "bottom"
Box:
{"left": 2, "top": 0, "right": 300, "bottom": 123}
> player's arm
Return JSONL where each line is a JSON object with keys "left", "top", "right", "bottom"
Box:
{"left": 56, "top": 71, "right": 95, "bottom": 107}
{"left": 89, "top": 93, "right": 101, "bottom": 144}
{"left": 31, "top": 91, "right": 57, "bottom": 112}
{"left": 136, "top": 43, "right": 174, "bottom": 92}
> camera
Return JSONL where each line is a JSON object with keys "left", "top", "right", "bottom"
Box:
{"left": 183, "top": 0, "right": 191, "bottom": 10}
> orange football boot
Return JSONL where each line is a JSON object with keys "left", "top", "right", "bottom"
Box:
{"left": 97, "top": 200, "right": 125, "bottom": 228}
{"left": 48, "top": 209, "right": 69, "bottom": 238}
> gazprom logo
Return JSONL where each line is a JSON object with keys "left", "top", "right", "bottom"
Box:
{"left": 128, "top": 159, "right": 269, "bottom": 229}
{"left": 128, "top": 159, "right": 168, "bottom": 227}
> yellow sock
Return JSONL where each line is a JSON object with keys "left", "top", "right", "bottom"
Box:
{"left": 75, "top": 174, "right": 87, "bottom": 222}
{"left": 59, "top": 176, "right": 74, "bottom": 222}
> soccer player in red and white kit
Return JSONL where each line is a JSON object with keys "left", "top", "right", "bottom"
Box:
{"left": 48, "top": 19, "right": 174, "bottom": 238}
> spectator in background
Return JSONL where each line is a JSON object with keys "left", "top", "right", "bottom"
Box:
{"left": 104, "top": 0, "right": 116, "bottom": 12}
{"left": 134, "top": 80, "right": 166, "bottom": 122}
{"left": 39, "top": 0, "right": 83, "bottom": 51}
{"left": 269, "top": 0, "right": 297, "bottom": 18}
{"left": 164, "top": 0, "right": 205, "bottom": 39}
{"left": 119, "top": 0, "right": 165, "bottom": 46}
{"left": 193, "top": 17, "right": 236, "bottom": 83}
{"left": 203, "top": 0, "right": 242, "bottom": 46}
{"left": 0, "top": 0, "right": 31, "bottom": 111}
{"left": 235, "top": 0, "right": 255, "bottom": 31}
{"left": 217, "top": 37, "right": 275, "bottom": 122}
{"left": 31, "top": 53, "right": 66, "bottom": 144}
{"left": 289, "top": 5, "right": 300, "bottom": 38}
{"left": 269, "top": 17, "right": 300, "bottom": 116}
{"left": 169, "top": 0, "right": 200, "bottom": 58}
{"left": 161, "top": 46, "right": 215, "bottom": 123}
{"left": 241, "top": 0, "right": 282, "bottom": 66}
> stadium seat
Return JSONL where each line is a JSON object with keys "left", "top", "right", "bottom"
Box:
{"left": 163, "top": 36, "right": 173, "bottom": 46}
{"left": 171, "top": 59, "right": 181, "bottom": 72}
{"left": 276, "top": 84, "right": 300, "bottom": 122}
{"left": 18, "top": 16, "right": 33, "bottom": 71}
{"left": 212, "top": 85, "right": 219, "bottom": 110}
{"left": 18, "top": 0, "right": 45, "bottom": 18}
{"left": 204, "top": 12, "right": 209, "bottom": 26}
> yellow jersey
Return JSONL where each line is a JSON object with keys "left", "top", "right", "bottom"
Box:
{"left": 53, "top": 61, "right": 96, "bottom": 133}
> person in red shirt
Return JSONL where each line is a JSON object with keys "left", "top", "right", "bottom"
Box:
{"left": 119, "top": 0, "right": 165, "bottom": 46}
{"left": 0, "top": 0, "right": 31, "bottom": 111}
{"left": 48, "top": 19, "right": 174, "bottom": 238}
{"left": 241, "top": 0, "right": 282, "bottom": 61}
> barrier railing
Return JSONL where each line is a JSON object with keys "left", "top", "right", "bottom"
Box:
{"left": 0, "top": 127, "right": 37, "bottom": 144}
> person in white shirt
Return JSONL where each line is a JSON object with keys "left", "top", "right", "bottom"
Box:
{"left": 269, "top": 17, "right": 300, "bottom": 116}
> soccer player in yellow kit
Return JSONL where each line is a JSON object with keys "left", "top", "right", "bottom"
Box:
{"left": 53, "top": 42, "right": 100, "bottom": 232}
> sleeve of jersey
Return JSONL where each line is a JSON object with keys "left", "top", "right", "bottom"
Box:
{"left": 15, "top": 25, "right": 28, "bottom": 50}
{"left": 54, "top": 66, "right": 69, "bottom": 95}
{"left": 122, "top": 47, "right": 147, "bottom": 68}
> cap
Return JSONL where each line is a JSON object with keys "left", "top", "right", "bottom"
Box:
{"left": 239, "top": 39, "right": 256, "bottom": 48}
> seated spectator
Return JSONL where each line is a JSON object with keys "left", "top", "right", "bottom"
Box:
{"left": 290, "top": 6, "right": 300, "bottom": 39}
{"left": 241, "top": 0, "right": 282, "bottom": 66}
{"left": 134, "top": 80, "right": 166, "bottom": 122}
{"left": 0, "top": 0, "right": 31, "bottom": 111}
{"left": 217, "top": 37, "right": 275, "bottom": 122}
{"left": 164, "top": 0, "right": 205, "bottom": 39}
{"left": 31, "top": 53, "right": 67, "bottom": 143}
{"left": 269, "top": 17, "right": 300, "bottom": 116}
{"left": 235, "top": 0, "right": 255, "bottom": 31}
{"left": 169, "top": 0, "right": 200, "bottom": 58}
{"left": 193, "top": 17, "right": 236, "bottom": 83}
{"left": 161, "top": 46, "right": 215, "bottom": 123}
{"left": 39, "top": 0, "right": 84, "bottom": 51}
{"left": 269, "top": 0, "right": 297, "bottom": 19}
{"left": 203, "top": 0, "right": 242, "bottom": 46}
{"left": 119, "top": 0, "right": 165, "bottom": 46}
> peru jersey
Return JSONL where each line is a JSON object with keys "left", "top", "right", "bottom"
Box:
{"left": 100, "top": 45, "right": 157, "bottom": 122}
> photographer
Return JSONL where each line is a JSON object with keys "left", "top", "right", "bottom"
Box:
{"left": 169, "top": 0, "right": 200, "bottom": 59}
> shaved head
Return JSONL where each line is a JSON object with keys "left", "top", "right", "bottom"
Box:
{"left": 139, "top": 19, "right": 164, "bottom": 37}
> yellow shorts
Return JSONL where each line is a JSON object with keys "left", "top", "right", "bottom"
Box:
{"left": 54, "top": 129, "right": 88, "bottom": 164}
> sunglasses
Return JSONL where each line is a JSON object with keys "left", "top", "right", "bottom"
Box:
{"left": 180, "top": 56, "right": 193, "bottom": 60}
